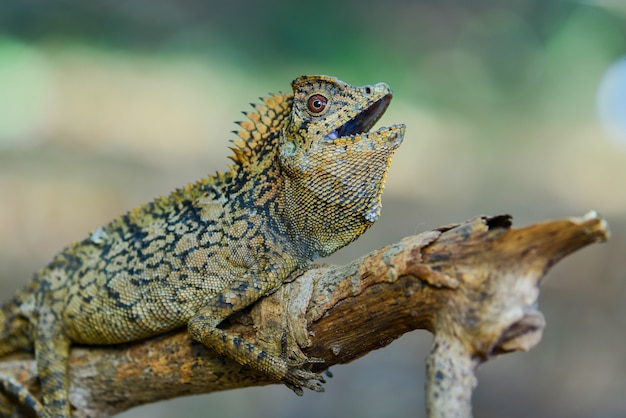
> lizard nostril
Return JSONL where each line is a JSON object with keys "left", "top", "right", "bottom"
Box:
{"left": 365, "top": 87, "right": 372, "bottom": 94}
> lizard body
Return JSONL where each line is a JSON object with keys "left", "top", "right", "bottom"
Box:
{"left": 0, "top": 75, "right": 405, "bottom": 417}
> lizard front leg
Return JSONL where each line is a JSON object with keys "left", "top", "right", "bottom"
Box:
{"left": 187, "top": 279, "right": 325, "bottom": 394}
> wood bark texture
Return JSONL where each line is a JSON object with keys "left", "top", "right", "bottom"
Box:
{"left": 0, "top": 212, "right": 610, "bottom": 417}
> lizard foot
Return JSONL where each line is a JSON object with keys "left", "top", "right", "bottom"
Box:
{"left": 282, "top": 368, "right": 325, "bottom": 396}
{"left": 281, "top": 357, "right": 328, "bottom": 396}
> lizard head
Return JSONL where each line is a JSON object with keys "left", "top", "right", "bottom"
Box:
{"left": 279, "top": 75, "right": 405, "bottom": 257}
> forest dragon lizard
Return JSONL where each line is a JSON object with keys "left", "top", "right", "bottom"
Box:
{"left": 0, "top": 75, "right": 405, "bottom": 417}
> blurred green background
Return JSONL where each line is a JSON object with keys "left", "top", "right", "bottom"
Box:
{"left": 0, "top": 0, "right": 625, "bottom": 417}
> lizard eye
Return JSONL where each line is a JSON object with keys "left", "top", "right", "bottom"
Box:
{"left": 307, "top": 94, "right": 328, "bottom": 114}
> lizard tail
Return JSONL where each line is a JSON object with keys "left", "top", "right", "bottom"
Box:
{"left": 0, "top": 291, "right": 33, "bottom": 357}
{"left": 0, "top": 372, "right": 45, "bottom": 416}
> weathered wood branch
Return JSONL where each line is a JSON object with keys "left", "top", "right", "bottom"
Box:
{"left": 0, "top": 212, "right": 610, "bottom": 417}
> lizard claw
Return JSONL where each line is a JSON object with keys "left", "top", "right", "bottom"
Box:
{"left": 300, "top": 356, "right": 326, "bottom": 364}
{"left": 282, "top": 368, "right": 326, "bottom": 395}
{"left": 281, "top": 357, "right": 327, "bottom": 395}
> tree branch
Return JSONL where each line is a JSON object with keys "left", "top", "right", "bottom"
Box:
{"left": 0, "top": 212, "right": 610, "bottom": 417}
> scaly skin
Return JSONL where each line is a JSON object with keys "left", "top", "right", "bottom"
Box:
{"left": 0, "top": 75, "right": 405, "bottom": 417}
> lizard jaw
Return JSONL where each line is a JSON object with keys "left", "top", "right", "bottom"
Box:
{"left": 324, "top": 94, "right": 392, "bottom": 141}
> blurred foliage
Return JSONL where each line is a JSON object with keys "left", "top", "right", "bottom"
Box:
{"left": 0, "top": 0, "right": 625, "bottom": 135}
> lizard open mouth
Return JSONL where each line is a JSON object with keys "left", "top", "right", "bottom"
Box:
{"left": 324, "top": 94, "right": 392, "bottom": 140}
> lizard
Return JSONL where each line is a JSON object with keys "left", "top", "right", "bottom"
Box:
{"left": 0, "top": 74, "right": 405, "bottom": 417}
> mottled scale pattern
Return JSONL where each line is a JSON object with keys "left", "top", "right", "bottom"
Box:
{"left": 0, "top": 75, "right": 405, "bottom": 417}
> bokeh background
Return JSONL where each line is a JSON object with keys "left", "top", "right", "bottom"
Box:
{"left": 1, "top": 0, "right": 625, "bottom": 417}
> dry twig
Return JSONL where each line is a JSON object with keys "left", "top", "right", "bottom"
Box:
{"left": 0, "top": 212, "right": 610, "bottom": 417}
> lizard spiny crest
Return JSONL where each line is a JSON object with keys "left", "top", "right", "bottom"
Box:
{"left": 229, "top": 93, "right": 293, "bottom": 169}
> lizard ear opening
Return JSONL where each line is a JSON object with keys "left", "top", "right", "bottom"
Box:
{"left": 282, "top": 140, "right": 297, "bottom": 156}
